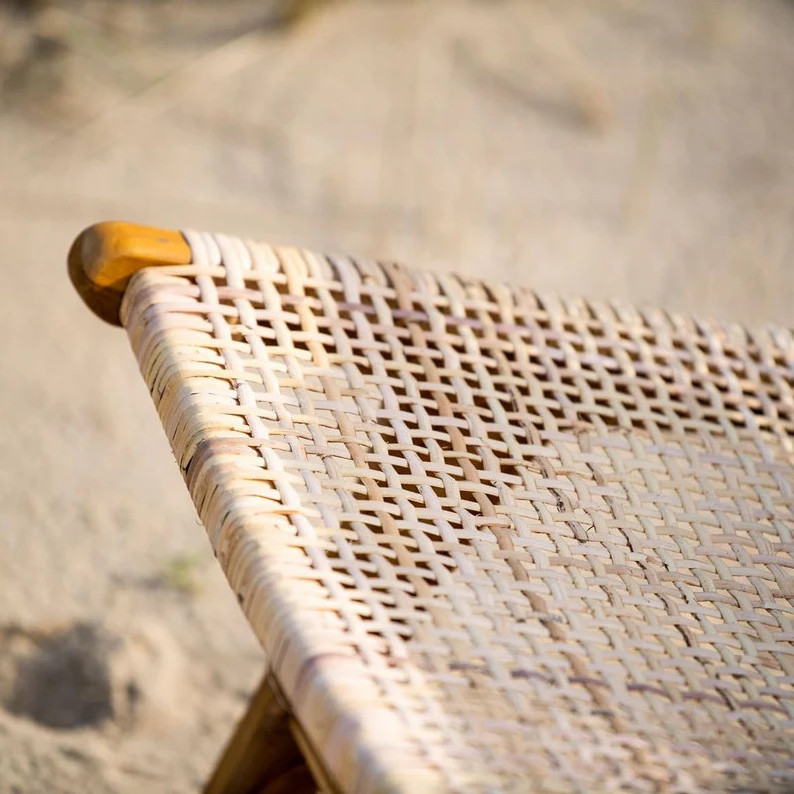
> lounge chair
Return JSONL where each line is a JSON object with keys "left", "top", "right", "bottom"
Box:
{"left": 69, "top": 221, "right": 794, "bottom": 792}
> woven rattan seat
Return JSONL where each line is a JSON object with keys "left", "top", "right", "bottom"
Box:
{"left": 70, "top": 222, "right": 794, "bottom": 793}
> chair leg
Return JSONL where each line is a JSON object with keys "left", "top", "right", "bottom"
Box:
{"left": 205, "top": 671, "right": 315, "bottom": 794}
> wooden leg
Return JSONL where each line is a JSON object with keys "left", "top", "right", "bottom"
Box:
{"left": 204, "top": 672, "right": 315, "bottom": 794}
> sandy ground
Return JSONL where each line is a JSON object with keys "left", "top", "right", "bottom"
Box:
{"left": 0, "top": 1, "right": 792, "bottom": 791}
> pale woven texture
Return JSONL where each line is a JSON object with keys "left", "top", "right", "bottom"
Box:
{"left": 122, "top": 230, "right": 794, "bottom": 793}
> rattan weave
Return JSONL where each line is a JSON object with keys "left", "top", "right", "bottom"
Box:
{"left": 121, "top": 230, "right": 794, "bottom": 793}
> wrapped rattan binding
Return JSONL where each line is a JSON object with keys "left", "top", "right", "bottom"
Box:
{"left": 71, "top": 222, "right": 794, "bottom": 792}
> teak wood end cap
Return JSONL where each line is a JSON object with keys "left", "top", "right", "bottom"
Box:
{"left": 68, "top": 221, "right": 192, "bottom": 325}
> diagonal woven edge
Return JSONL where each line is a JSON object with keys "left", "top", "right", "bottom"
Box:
{"left": 119, "top": 228, "right": 794, "bottom": 793}
{"left": 122, "top": 233, "right": 464, "bottom": 794}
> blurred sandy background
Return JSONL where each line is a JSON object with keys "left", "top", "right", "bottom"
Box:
{"left": 0, "top": 1, "right": 792, "bottom": 791}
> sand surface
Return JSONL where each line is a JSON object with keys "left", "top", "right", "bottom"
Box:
{"left": 0, "top": 1, "right": 793, "bottom": 791}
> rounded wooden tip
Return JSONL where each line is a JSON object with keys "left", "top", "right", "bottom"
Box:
{"left": 68, "top": 221, "right": 192, "bottom": 325}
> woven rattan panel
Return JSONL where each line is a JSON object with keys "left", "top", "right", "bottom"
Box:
{"left": 122, "top": 231, "right": 794, "bottom": 793}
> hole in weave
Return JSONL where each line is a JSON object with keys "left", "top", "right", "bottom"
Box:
{"left": 772, "top": 352, "right": 793, "bottom": 374}
{"left": 434, "top": 434, "right": 455, "bottom": 455}
{"left": 655, "top": 366, "right": 677, "bottom": 387}
{"left": 280, "top": 327, "right": 312, "bottom": 355}
{"left": 671, "top": 335, "right": 689, "bottom": 353}
{"left": 543, "top": 400, "right": 568, "bottom": 424}
{"left": 380, "top": 293, "right": 401, "bottom": 317}
{"left": 624, "top": 344, "right": 642, "bottom": 364}
{"left": 398, "top": 480, "right": 427, "bottom": 507}
{"left": 611, "top": 378, "right": 632, "bottom": 398}
{"left": 468, "top": 390, "right": 494, "bottom": 417}
{"left": 539, "top": 329, "right": 561, "bottom": 353}
{"left": 638, "top": 378, "right": 661, "bottom": 399}
{"left": 562, "top": 330, "right": 586, "bottom": 356}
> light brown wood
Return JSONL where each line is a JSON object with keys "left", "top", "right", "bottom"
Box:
{"left": 257, "top": 763, "right": 316, "bottom": 794}
{"left": 287, "top": 716, "right": 341, "bottom": 794}
{"left": 68, "top": 221, "right": 191, "bottom": 325}
{"left": 205, "top": 672, "right": 316, "bottom": 794}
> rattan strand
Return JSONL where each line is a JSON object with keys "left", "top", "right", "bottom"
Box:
{"left": 121, "top": 230, "right": 794, "bottom": 793}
